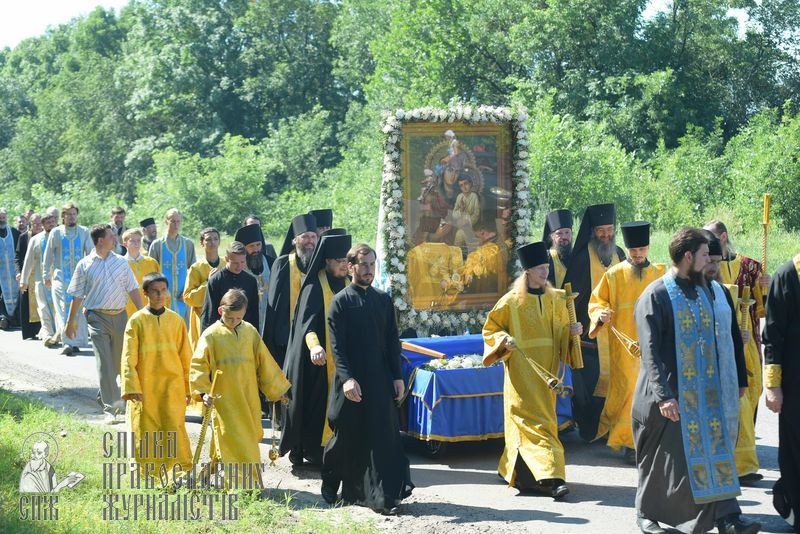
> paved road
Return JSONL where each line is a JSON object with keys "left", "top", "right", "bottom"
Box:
{"left": 0, "top": 329, "right": 791, "bottom": 533}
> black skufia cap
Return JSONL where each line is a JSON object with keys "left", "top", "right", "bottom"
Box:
{"left": 620, "top": 221, "right": 651, "bottom": 248}
{"left": 139, "top": 217, "right": 156, "bottom": 227}
{"left": 322, "top": 234, "right": 351, "bottom": 259}
{"left": 701, "top": 229, "right": 723, "bottom": 256}
{"left": 585, "top": 203, "right": 616, "bottom": 227}
{"left": 542, "top": 209, "right": 573, "bottom": 244}
{"left": 547, "top": 209, "right": 572, "bottom": 232}
{"left": 280, "top": 213, "right": 318, "bottom": 256}
{"left": 320, "top": 228, "right": 347, "bottom": 238}
{"left": 517, "top": 241, "right": 550, "bottom": 270}
{"left": 309, "top": 209, "right": 333, "bottom": 228}
{"left": 303, "top": 234, "right": 352, "bottom": 290}
{"left": 234, "top": 224, "right": 263, "bottom": 246}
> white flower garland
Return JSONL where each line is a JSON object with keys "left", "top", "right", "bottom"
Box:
{"left": 378, "top": 105, "right": 531, "bottom": 336}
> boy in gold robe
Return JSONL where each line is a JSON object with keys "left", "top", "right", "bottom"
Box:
{"left": 588, "top": 221, "right": 666, "bottom": 462}
{"left": 182, "top": 227, "right": 224, "bottom": 349}
{"left": 190, "top": 288, "right": 290, "bottom": 489}
{"left": 121, "top": 272, "right": 192, "bottom": 478}
{"left": 122, "top": 229, "right": 163, "bottom": 319}
{"left": 483, "top": 241, "right": 583, "bottom": 498}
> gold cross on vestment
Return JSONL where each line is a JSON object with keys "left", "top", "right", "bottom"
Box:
{"left": 683, "top": 366, "right": 697, "bottom": 381}
{"left": 680, "top": 312, "right": 693, "bottom": 331}
{"left": 688, "top": 420, "right": 699, "bottom": 434}
{"left": 710, "top": 418, "right": 721, "bottom": 432}
{"left": 706, "top": 365, "right": 715, "bottom": 378}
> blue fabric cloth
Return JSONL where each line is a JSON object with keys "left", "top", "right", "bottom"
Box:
{"left": 401, "top": 334, "right": 573, "bottom": 441}
{"left": 662, "top": 273, "right": 740, "bottom": 504}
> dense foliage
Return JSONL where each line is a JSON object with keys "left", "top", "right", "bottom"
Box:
{"left": 1, "top": 0, "right": 799, "bottom": 241}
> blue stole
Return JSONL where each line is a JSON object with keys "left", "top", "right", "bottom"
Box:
{"left": 40, "top": 236, "right": 55, "bottom": 310}
{"left": 709, "top": 281, "right": 740, "bottom": 450}
{"left": 160, "top": 238, "right": 187, "bottom": 317}
{"left": 662, "top": 273, "right": 740, "bottom": 503}
{"left": 61, "top": 228, "right": 82, "bottom": 304}
{"left": 0, "top": 230, "right": 18, "bottom": 312}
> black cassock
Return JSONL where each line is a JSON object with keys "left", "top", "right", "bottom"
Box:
{"left": 323, "top": 284, "right": 414, "bottom": 509}
{"left": 200, "top": 268, "right": 260, "bottom": 332}
{"left": 763, "top": 259, "right": 800, "bottom": 532}
{"left": 263, "top": 253, "right": 309, "bottom": 368}
{"left": 633, "top": 277, "right": 747, "bottom": 533}
{"left": 15, "top": 231, "right": 40, "bottom": 339}
{"left": 562, "top": 244, "right": 625, "bottom": 441}
{"left": 280, "top": 271, "right": 345, "bottom": 459}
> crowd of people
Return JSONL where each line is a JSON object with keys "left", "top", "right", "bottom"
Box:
{"left": 0, "top": 202, "right": 796, "bottom": 531}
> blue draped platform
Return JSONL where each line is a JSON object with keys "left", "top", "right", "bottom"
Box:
{"left": 401, "top": 334, "right": 573, "bottom": 442}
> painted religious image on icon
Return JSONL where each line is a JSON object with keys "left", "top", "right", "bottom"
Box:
{"left": 402, "top": 122, "right": 513, "bottom": 311}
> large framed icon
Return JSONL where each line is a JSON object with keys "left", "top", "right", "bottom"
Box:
{"left": 377, "top": 106, "right": 533, "bottom": 336}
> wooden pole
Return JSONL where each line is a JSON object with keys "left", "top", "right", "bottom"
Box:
{"left": 762, "top": 193, "right": 771, "bottom": 274}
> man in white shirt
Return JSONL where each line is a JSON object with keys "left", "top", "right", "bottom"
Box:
{"left": 66, "top": 224, "right": 143, "bottom": 422}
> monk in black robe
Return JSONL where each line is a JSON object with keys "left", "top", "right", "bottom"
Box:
{"left": 562, "top": 203, "right": 625, "bottom": 441}
{"left": 16, "top": 214, "right": 42, "bottom": 339}
{"left": 281, "top": 233, "right": 351, "bottom": 466}
{"left": 321, "top": 244, "right": 413, "bottom": 514}
{"left": 263, "top": 213, "right": 318, "bottom": 368}
{"left": 763, "top": 253, "right": 800, "bottom": 532}
{"left": 543, "top": 209, "right": 573, "bottom": 289}
{"left": 633, "top": 228, "right": 757, "bottom": 534}
{"left": 201, "top": 241, "right": 260, "bottom": 332}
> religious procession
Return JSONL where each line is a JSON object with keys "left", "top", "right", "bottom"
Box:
{"left": 2, "top": 1, "right": 800, "bottom": 532}
{"left": 1, "top": 172, "right": 798, "bottom": 533}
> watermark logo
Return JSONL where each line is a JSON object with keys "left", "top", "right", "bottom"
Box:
{"left": 18, "top": 432, "right": 84, "bottom": 520}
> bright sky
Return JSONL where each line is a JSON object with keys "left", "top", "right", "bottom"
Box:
{"left": 0, "top": 0, "right": 748, "bottom": 51}
{"left": 0, "top": 0, "right": 130, "bottom": 49}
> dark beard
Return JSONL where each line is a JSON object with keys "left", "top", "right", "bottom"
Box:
{"left": 555, "top": 242, "right": 572, "bottom": 260}
{"left": 689, "top": 269, "right": 706, "bottom": 287}
{"left": 246, "top": 252, "right": 263, "bottom": 275}
{"left": 591, "top": 237, "right": 616, "bottom": 266}
{"left": 297, "top": 247, "right": 313, "bottom": 267}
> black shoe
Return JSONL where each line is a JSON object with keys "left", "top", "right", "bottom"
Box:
{"left": 288, "top": 448, "right": 304, "bottom": 466}
{"left": 715, "top": 514, "right": 761, "bottom": 534}
{"left": 551, "top": 483, "right": 569, "bottom": 499}
{"left": 61, "top": 345, "right": 75, "bottom": 356}
{"left": 738, "top": 472, "right": 763, "bottom": 486}
{"left": 624, "top": 447, "right": 637, "bottom": 465}
{"left": 321, "top": 481, "right": 339, "bottom": 505}
{"left": 0, "top": 317, "right": 8, "bottom": 330}
{"left": 380, "top": 498, "right": 399, "bottom": 515}
{"left": 636, "top": 513, "right": 666, "bottom": 534}
{"left": 305, "top": 452, "right": 323, "bottom": 466}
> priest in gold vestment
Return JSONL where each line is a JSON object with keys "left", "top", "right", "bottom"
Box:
{"left": 483, "top": 241, "right": 583, "bottom": 498}
{"left": 588, "top": 221, "right": 665, "bottom": 460}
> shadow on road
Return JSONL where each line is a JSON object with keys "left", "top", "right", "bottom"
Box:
{"left": 401, "top": 499, "right": 590, "bottom": 526}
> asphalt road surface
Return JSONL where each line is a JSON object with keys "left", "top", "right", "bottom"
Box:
{"left": 0, "top": 329, "right": 791, "bottom": 533}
